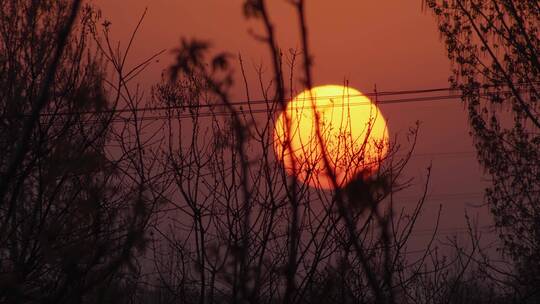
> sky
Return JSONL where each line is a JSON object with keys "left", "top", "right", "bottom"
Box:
{"left": 92, "top": 0, "right": 492, "bottom": 244}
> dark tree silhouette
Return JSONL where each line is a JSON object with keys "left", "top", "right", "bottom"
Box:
{"left": 0, "top": 2, "right": 157, "bottom": 303}
{"left": 425, "top": 0, "right": 540, "bottom": 302}
{"left": 142, "top": 1, "right": 447, "bottom": 304}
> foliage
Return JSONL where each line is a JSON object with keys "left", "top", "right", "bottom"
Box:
{"left": 425, "top": 0, "right": 540, "bottom": 301}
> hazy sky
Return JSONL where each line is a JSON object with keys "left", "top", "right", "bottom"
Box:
{"left": 92, "top": 0, "right": 491, "bottom": 241}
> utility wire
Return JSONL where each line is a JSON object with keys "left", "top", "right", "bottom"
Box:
{"left": 3, "top": 91, "right": 516, "bottom": 126}
{"left": 7, "top": 89, "right": 458, "bottom": 118}
{"left": 2, "top": 81, "right": 538, "bottom": 119}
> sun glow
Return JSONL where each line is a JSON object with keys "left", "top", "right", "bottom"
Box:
{"left": 273, "top": 85, "right": 389, "bottom": 189}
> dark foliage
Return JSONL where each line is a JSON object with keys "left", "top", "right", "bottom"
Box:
{"left": 0, "top": 2, "right": 153, "bottom": 303}
{"left": 425, "top": 0, "right": 540, "bottom": 301}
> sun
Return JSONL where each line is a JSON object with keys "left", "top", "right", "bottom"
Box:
{"left": 273, "top": 85, "right": 389, "bottom": 189}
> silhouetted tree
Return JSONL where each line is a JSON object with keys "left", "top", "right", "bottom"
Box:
{"left": 143, "top": 1, "right": 445, "bottom": 304}
{"left": 425, "top": 0, "right": 540, "bottom": 302}
{"left": 0, "top": 2, "right": 156, "bottom": 303}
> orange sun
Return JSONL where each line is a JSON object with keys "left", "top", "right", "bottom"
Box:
{"left": 273, "top": 85, "right": 389, "bottom": 189}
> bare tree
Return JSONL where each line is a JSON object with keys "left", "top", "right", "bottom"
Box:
{"left": 0, "top": 2, "right": 159, "bottom": 303}
{"left": 140, "top": 1, "right": 447, "bottom": 304}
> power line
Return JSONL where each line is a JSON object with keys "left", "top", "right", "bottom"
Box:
{"left": 2, "top": 86, "right": 453, "bottom": 117}
{"left": 3, "top": 81, "right": 538, "bottom": 119}
{"left": 5, "top": 92, "right": 507, "bottom": 126}
{"left": 407, "top": 151, "right": 476, "bottom": 160}
{"left": 409, "top": 225, "right": 495, "bottom": 237}
{"left": 398, "top": 192, "right": 484, "bottom": 201}
{"left": 6, "top": 89, "right": 457, "bottom": 118}
{"left": 411, "top": 151, "right": 475, "bottom": 158}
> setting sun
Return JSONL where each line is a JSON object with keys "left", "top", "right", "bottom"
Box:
{"left": 274, "top": 85, "right": 389, "bottom": 189}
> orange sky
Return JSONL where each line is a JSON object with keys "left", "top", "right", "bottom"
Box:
{"left": 93, "top": 1, "right": 451, "bottom": 91}
{"left": 92, "top": 0, "right": 491, "bottom": 240}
